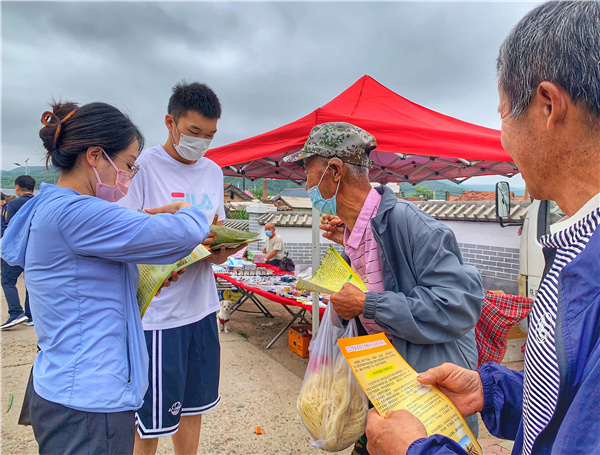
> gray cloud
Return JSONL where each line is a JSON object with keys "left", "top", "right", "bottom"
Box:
{"left": 2, "top": 0, "right": 537, "bottom": 190}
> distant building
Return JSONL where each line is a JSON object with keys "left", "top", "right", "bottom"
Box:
{"left": 224, "top": 183, "right": 254, "bottom": 203}
{"left": 271, "top": 188, "right": 309, "bottom": 200}
{"left": 447, "top": 190, "right": 529, "bottom": 201}
{"left": 223, "top": 183, "right": 259, "bottom": 218}
{"left": 270, "top": 188, "right": 312, "bottom": 211}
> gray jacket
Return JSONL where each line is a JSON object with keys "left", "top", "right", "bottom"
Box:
{"left": 360, "top": 186, "right": 483, "bottom": 373}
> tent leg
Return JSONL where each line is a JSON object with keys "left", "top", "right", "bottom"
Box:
{"left": 311, "top": 206, "right": 320, "bottom": 336}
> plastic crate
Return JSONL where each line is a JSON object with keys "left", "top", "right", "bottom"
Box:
{"left": 288, "top": 325, "right": 312, "bottom": 358}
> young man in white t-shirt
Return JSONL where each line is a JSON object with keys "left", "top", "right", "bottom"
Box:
{"left": 118, "top": 82, "right": 245, "bottom": 455}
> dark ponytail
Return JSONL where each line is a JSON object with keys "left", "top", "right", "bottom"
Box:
{"left": 39, "top": 101, "right": 144, "bottom": 170}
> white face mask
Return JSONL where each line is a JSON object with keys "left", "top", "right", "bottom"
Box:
{"left": 173, "top": 132, "right": 212, "bottom": 161}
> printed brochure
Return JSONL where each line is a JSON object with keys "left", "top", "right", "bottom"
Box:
{"left": 295, "top": 246, "right": 368, "bottom": 294}
{"left": 338, "top": 333, "right": 482, "bottom": 455}
{"left": 137, "top": 244, "right": 211, "bottom": 317}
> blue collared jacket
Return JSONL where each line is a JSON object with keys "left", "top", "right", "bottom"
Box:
{"left": 1, "top": 183, "right": 209, "bottom": 412}
{"left": 407, "top": 222, "right": 600, "bottom": 454}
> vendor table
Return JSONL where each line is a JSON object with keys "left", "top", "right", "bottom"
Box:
{"left": 214, "top": 270, "right": 325, "bottom": 349}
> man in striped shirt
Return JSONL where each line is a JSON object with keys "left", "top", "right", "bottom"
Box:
{"left": 365, "top": 2, "right": 600, "bottom": 455}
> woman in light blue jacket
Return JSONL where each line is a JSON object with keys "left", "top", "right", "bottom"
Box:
{"left": 1, "top": 101, "right": 211, "bottom": 454}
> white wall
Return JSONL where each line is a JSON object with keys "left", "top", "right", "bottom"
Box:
{"left": 261, "top": 221, "right": 520, "bottom": 250}
{"left": 440, "top": 221, "right": 521, "bottom": 249}
{"left": 259, "top": 225, "right": 338, "bottom": 246}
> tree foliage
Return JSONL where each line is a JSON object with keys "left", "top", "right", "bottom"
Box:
{"left": 415, "top": 185, "right": 434, "bottom": 200}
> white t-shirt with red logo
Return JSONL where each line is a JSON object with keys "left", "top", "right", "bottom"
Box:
{"left": 117, "top": 145, "right": 225, "bottom": 330}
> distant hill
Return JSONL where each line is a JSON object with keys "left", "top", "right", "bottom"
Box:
{"left": 1, "top": 166, "right": 60, "bottom": 189}
{"left": 224, "top": 176, "right": 302, "bottom": 198}
{"left": 399, "top": 180, "right": 468, "bottom": 198}
{"left": 224, "top": 176, "right": 469, "bottom": 199}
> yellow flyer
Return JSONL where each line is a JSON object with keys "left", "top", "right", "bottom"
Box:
{"left": 295, "top": 246, "right": 368, "bottom": 294}
{"left": 137, "top": 244, "right": 211, "bottom": 317}
{"left": 338, "top": 333, "right": 482, "bottom": 455}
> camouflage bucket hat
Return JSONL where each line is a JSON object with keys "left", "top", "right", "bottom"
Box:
{"left": 284, "top": 122, "right": 376, "bottom": 167}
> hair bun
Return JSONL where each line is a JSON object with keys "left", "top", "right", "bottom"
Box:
{"left": 39, "top": 101, "right": 79, "bottom": 154}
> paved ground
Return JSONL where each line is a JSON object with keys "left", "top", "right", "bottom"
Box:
{"left": 1, "top": 277, "right": 516, "bottom": 454}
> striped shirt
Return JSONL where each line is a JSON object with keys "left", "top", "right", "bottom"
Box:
{"left": 522, "top": 197, "right": 600, "bottom": 455}
{"left": 344, "top": 188, "right": 385, "bottom": 335}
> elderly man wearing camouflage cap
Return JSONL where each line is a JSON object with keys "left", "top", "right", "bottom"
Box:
{"left": 286, "top": 122, "right": 484, "bottom": 450}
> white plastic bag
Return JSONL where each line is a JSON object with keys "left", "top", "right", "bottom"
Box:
{"left": 297, "top": 304, "right": 368, "bottom": 452}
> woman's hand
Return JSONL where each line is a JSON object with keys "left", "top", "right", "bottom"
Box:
{"left": 145, "top": 202, "right": 191, "bottom": 215}
{"left": 319, "top": 214, "right": 345, "bottom": 245}
{"left": 155, "top": 268, "right": 185, "bottom": 296}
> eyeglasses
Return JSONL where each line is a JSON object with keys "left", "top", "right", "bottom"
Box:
{"left": 113, "top": 154, "right": 141, "bottom": 178}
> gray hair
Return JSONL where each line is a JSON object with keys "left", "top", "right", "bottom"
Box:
{"left": 310, "top": 155, "right": 370, "bottom": 181}
{"left": 345, "top": 162, "right": 369, "bottom": 180}
{"left": 497, "top": 1, "right": 600, "bottom": 118}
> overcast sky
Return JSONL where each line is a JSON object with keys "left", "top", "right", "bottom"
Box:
{"left": 1, "top": 1, "right": 540, "bottom": 187}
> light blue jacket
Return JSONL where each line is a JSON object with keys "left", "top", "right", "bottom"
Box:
{"left": 0, "top": 183, "right": 209, "bottom": 412}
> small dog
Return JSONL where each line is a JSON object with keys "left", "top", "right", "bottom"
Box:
{"left": 217, "top": 300, "right": 232, "bottom": 333}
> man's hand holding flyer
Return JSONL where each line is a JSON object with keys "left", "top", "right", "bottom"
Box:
{"left": 338, "top": 333, "right": 482, "bottom": 455}
{"left": 295, "top": 246, "right": 368, "bottom": 294}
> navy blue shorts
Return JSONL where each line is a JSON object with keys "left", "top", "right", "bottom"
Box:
{"left": 136, "top": 314, "right": 221, "bottom": 438}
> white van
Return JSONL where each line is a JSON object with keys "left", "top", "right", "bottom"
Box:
{"left": 496, "top": 182, "right": 565, "bottom": 333}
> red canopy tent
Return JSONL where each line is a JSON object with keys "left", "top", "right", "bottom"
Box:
{"left": 205, "top": 75, "right": 517, "bottom": 186}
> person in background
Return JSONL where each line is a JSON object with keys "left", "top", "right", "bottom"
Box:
{"left": 1, "top": 100, "right": 211, "bottom": 454}
{"left": 286, "top": 122, "right": 484, "bottom": 453}
{"left": 365, "top": 2, "right": 600, "bottom": 454}
{"left": 261, "top": 222, "right": 285, "bottom": 267}
{"left": 1, "top": 175, "right": 36, "bottom": 329}
{"left": 118, "top": 81, "right": 245, "bottom": 455}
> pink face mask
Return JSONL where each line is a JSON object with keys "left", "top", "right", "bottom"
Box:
{"left": 92, "top": 150, "right": 135, "bottom": 202}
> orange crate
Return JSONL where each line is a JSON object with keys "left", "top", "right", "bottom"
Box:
{"left": 288, "top": 325, "right": 312, "bottom": 358}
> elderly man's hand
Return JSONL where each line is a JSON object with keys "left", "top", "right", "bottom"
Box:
{"left": 319, "top": 214, "right": 345, "bottom": 245}
{"left": 366, "top": 409, "right": 427, "bottom": 455}
{"left": 329, "top": 282, "right": 365, "bottom": 320}
{"left": 416, "top": 363, "right": 484, "bottom": 417}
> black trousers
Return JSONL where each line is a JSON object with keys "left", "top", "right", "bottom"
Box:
{"left": 266, "top": 258, "right": 281, "bottom": 267}
{"left": 29, "top": 386, "right": 135, "bottom": 455}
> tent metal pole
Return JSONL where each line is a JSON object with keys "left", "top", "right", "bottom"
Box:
{"left": 311, "top": 206, "right": 320, "bottom": 336}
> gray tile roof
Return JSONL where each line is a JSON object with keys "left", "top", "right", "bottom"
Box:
{"left": 257, "top": 200, "right": 531, "bottom": 227}
{"left": 258, "top": 211, "right": 312, "bottom": 227}
{"left": 222, "top": 219, "right": 250, "bottom": 231}
{"left": 271, "top": 188, "right": 309, "bottom": 201}
{"left": 415, "top": 200, "right": 530, "bottom": 222}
